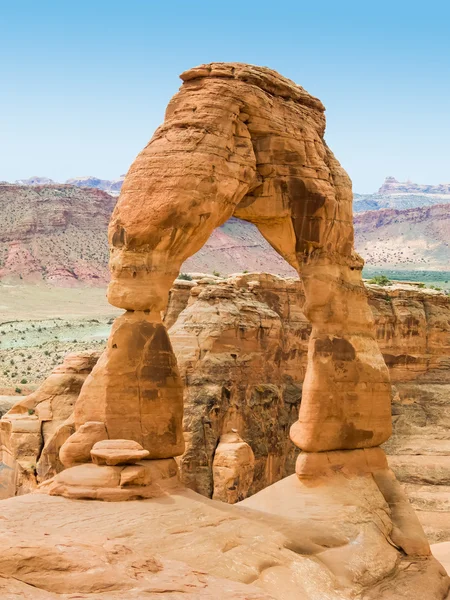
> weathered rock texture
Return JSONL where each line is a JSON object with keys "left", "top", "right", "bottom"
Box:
{"left": 90, "top": 61, "right": 391, "bottom": 463}
{"left": 73, "top": 311, "right": 185, "bottom": 459}
{"left": 212, "top": 431, "right": 255, "bottom": 503}
{"left": 373, "top": 285, "right": 450, "bottom": 542}
{"left": 172, "top": 275, "right": 450, "bottom": 540}
{"left": 171, "top": 274, "right": 450, "bottom": 523}
{"left": 172, "top": 273, "right": 307, "bottom": 498}
{"left": 2, "top": 275, "right": 450, "bottom": 594}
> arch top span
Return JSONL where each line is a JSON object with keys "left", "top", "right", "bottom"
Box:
{"left": 179, "top": 62, "right": 326, "bottom": 115}
{"left": 72, "top": 62, "right": 391, "bottom": 466}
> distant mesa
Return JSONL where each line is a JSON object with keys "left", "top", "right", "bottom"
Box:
{"left": 65, "top": 175, "right": 125, "bottom": 196}
{"left": 354, "top": 176, "right": 450, "bottom": 213}
{"left": 10, "top": 174, "right": 125, "bottom": 196}
{"left": 9, "top": 174, "right": 450, "bottom": 208}
{"left": 378, "top": 176, "right": 450, "bottom": 196}
{"left": 15, "top": 176, "right": 56, "bottom": 186}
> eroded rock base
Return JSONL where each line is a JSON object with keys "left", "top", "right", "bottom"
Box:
{"left": 39, "top": 457, "right": 178, "bottom": 501}
{"left": 294, "top": 448, "right": 431, "bottom": 557}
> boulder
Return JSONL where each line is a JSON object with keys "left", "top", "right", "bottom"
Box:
{"left": 91, "top": 439, "right": 150, "bottom": 465}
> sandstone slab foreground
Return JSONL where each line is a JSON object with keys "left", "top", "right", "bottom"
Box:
{"left": 0, "top": 471, "right": 447, "bottom": 599}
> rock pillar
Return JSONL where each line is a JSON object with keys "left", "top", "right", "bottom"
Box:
{"left": 289, "top": 260, "right": 392, "bottom": 452}
{"left": 74, "top": 311, "right": 185, "bottom": 459}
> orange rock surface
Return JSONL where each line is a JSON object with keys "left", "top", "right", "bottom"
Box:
{"left": 102, "top": 62, "right": 391, "bottom": 455}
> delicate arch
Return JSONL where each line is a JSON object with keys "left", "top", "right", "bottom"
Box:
{"left": 75, "top": 63, "right": 391, "bottom": 458}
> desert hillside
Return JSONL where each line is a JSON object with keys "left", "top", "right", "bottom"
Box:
{"left": 355, "top": 203, "right": 450, "bottom": 270}
{"left": 2, "top": 181, "right": 450, "bottom": 281}
{"left": 0, "top": 185, "right": 298, "bottom": 281}
{"left": 0, "top": 184, "right": 116, "bottom": 285}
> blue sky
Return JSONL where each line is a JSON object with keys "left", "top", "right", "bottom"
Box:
{"left": 1, "top": 0, "right": 449, "bottom": 192}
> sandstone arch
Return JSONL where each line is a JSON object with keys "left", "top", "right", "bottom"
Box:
{"left": 73, "top": 62, "right": 392, "bottom": 461}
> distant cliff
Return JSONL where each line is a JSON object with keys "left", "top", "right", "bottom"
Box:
{"left": 354, "top": 176, "right": 450, "bottom": 212}
{"left": 11, "top": 175, "right": 125, "bottom": 196}
{"left": 10, "top": 175, "right": 450, "bottom": 211}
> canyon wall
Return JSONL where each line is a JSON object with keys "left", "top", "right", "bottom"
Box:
{"left": 374, "top": 286, "right": 450, "bottom": 542}
{"left": 169, "top": 275, "right": 450, "bottom": 538}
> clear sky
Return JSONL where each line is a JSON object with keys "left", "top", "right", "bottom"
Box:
{"left": 1, "top": 0, "right": 449, "bottom": 193}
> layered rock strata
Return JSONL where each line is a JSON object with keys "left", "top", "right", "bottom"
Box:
{"left": 372, "top": 285, "right": 450, "bottom": 542}
{"left": 171, "top": 273, "right": 307, "bottom": 498}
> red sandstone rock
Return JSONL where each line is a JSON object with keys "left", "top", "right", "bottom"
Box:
{"left": 59, "top": 421, "right": 108, "bottom": 467}
{"left": 0, "top": 351, "right": 100, "bottom": 498}
{"left": 2, "top": 63, "right": 444, "bottom": 597}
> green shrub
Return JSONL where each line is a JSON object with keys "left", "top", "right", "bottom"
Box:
{"left": 15, "top": 387, "right": 22, "bottom": 394}
{"left": 368, "top": 275, "right": 391, "bottom": 286}
{"left": 178, "top": 273, "right": 193, "bottom": 281}
{"left": 213, "top": 270, "right": 221, "bottom": 277}
{"left": 20, "top": 378, "right": 27, "bottom": 384}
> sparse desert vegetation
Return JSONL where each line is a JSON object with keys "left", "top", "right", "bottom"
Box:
{"left": 0, "top": 316, "right": 111, "bottom": 394}
{"left": 0, "top": 284, "right": 119, "bottom": 394}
